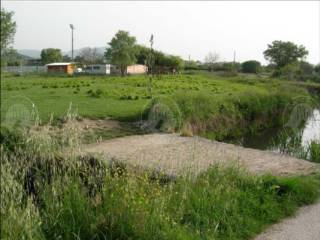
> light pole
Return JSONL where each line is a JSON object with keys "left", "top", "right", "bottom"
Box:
{"left": 69, "top": 24, "right": 75, "bottom": 61}
{"left": 148, "top": 34, "right": 154, "bottom": 98}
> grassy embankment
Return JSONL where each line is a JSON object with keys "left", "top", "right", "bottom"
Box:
{"left": 1, "top": 73, "right": 319, "bottom": 239}
{"left": 1, "top": 122, "right": 320, "bottom": 240}
{"left": 1, "top": 73, "right": 318, "bottom": 141}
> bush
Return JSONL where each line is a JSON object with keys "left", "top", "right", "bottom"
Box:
{"left": 273, "top": 61, "right": 315, "bottom": 81}
{"left": 212, "top": 62, "right": 241, "bottom": 72}
{"left": 241, "top": 60, "right": 261, "bottom": 74}
{"left": 142, "top": 96, "right": 182, "bottom": 132}
{"left": 87, "top": 88, "right": 103, "bottom": 98}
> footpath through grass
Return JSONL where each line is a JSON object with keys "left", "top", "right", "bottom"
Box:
{"left": 1, "top": 124, "right": 320, "bottom": 240}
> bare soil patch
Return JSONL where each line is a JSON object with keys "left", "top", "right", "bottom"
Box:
{"left": 84, "top": 133, "right": 319, "bottom": 177}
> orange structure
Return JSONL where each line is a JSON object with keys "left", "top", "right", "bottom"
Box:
{"left": 46, "top": 63, "right": 74, "bottom": 74}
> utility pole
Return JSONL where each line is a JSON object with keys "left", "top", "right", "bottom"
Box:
{"left": 233, "top": 50, "right": 236, "bottom": 72}
{"left": 69, "top": 24, "right": 75, "bottom": 61}
{"left": 148, "top": 34, "right": 154, "bottom": 98}
{"left": 150, "top": 34, "right": 154, "bottom": 73}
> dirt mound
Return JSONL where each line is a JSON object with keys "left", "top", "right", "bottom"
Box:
{"left": 84, "top": 133, "right": 319, "bottom": 176}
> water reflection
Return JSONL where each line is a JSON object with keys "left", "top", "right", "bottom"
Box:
{"left": 242, "top": 109, "right": 320, "bottom": 151}
{"left": 302, "top": 109, "right": 320, "bottom": 146}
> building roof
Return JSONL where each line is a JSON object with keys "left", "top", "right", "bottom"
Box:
{"left": 46, "top": 62, "right": 73, "bottom": 66}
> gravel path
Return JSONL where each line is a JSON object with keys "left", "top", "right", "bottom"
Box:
{"left": 84, "top": 133, "right": 319, "bottom": 176}
{"left": 255, "top": 202, "right": 320, "bottom": 240}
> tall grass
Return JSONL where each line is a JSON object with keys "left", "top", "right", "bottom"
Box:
{"left": 309, "top": 141, "right": 320, "bottom": 162}
{"left": 275, "top": 129, "right": 320, "bottom": 162}
{"left": 1, "top": 116, "right": 320, "bottom": 239}
{"left": 172, "top": 85, "right": 311, "bottom": 140}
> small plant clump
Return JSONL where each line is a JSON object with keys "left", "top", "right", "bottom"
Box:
{"left": 309, "top": 141, "right": 320, "bottom": 163}
{"left": 87, "top": 88, "right": 103, "bottom": 98}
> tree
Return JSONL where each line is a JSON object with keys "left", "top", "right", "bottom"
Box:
{"left": 135, "top": 44, "right": 184, "bottom": 74}
{"left": 77, "top": 47, "right": 104, "bottom": 64}
{"left": 241, "top": 60, "right": 261, "bottom": 74}
{"left": 1, "top": 8, "right": 16, "bottom": 53}
{"left": 204, "top": 52, "right": 219, "bottom": 71}
{"left": 279, "top": 62, "right": 300, "bottom": 81}
{"left": 105, "top": 30, "right": 137, "bottom": 76}
{"left": 167, "top": 55, "right": 184, "bottom": 73}
{"left": 263, "top": 40, "right": 308, "bottom": 69}
{"left": 298, "top": 61, "right": 313, "bottom": 79}
{"left": 314, "top": 64, "right": 320, "bottom": 74}
{"left": 62, "top": 54, "right": 72, "bottom": 62}
{"left": 1, "top": 8, "right": 17, "bottom": 67}
{"left": 135, "top": 44, "right": 150, "bottom": 65}
{"left": 184, "top": 60, "right": 199, "bottom": 70}
{"left": 2, "top": 48, "right": 21, "bottom": 66}
{"left": 41, "top": 48, "right": 63, "bottom": 64}
{"left": 312, "top": 64, "right": 320, "bottom": 82}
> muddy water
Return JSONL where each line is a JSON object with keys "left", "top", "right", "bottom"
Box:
{"left": 242, "top": 109, "right": 320, "bottom": 151}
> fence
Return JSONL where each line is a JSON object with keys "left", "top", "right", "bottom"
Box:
{"left": 4, "top": 65, "right": 47, "bottom": 74}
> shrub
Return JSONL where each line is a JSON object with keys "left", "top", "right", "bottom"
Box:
{"left": 142, "top": 96, "right": 182, "bottom": 132}
{"left": 241, "top": 60, "right": 261, "bottom": 74}
{"left": 87, "top": 89, "right": 103, "bottom": 98}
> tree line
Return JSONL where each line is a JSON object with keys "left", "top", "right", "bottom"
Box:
{"left": 1, "top": 8, "right": 319, "bottom": 81}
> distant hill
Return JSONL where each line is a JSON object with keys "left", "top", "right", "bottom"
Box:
{"left": 17, "top": 53, "right": 35, "bottom": 60}
{"left": 18, "top": 49, "right": 41, "bottom": 59}
{"left": 64, "top": 47, "right": 105, "bottom": 57}
{"left": 18, "top": 47, "right": 106, "bottom": 59}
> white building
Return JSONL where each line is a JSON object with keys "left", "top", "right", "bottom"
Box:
{"left": 84, "top": 64, "right": 111, "bottom": 75}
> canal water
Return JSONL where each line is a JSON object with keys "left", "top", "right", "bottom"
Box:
{"left": 240, "top": 109, "right": 320, "bottom": 152}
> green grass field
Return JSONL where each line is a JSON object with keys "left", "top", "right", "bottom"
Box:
{"left": 1, "top": 73, "right": 320, "bottom": 239}
{"left": 1, "top": 72, "right": 291, "bottom": 122}
{"left": 2, "top": 72, "right": 317, "bottom": 141}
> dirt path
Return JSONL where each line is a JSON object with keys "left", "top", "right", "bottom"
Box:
{"left": 84, "top": 133, "right": 319, "bottom": 176}
{"left": 255, "top": 202, "right": 320, "bottom": 240}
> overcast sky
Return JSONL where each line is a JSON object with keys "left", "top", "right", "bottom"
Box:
{"left": 3, "top": 1, "right": 320, "bottom": 64}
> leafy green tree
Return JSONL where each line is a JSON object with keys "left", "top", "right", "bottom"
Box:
{"left": 135, "top": 44, "right": 183, "bottom": 74}
{"left": 3, "top": 48, "right": 21, "bottom": 66}
{"left": 41, "top": 48, "right": 63, "bottom": 64}
{"left": 241, "top": 60, "right": 261, "bottom": 74}
{"left": 184, "top": 60, "right": 199, "bottom": 70}
{"left": 1, "top": 8, "right": 17, "bottom": 67}
{"left": 62, "top": 54, "right": 72, "bottom": 62}
{"left": 167, "top": 55, "right": 184, "bottom": 72}
{"left": 312, "top": 64, "right": 320, "bottom": 82}
{"left": 105, "top": 30, "right": 137, "bottom": 76}
{"left": 263, "top": 40, "right": 308, "bottom": 69}
{"left": 135, "top": 44, "right": 150, "bottom": 65}
{"left": 314, "top": 64, "right": 320, "bottom": 74}
{"left": 1, "top": 8, "right": 16, "bottom": 53}
{"left": 298, "top": 61, "right": 313, "bottom": 79}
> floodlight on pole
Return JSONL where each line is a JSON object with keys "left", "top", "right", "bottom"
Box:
{"left": 69, "top": 24, "right": 75, "bottom": 61}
